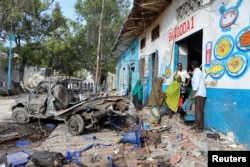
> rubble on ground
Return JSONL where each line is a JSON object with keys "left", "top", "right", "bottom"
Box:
{"left": 0, "top": 99, "right": 247, "bottom": 167}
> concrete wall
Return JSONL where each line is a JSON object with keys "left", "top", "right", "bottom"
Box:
{"left": 136, "top": 0, "right": 250, "bottom": 148}
{"left": 116, "top": 38, "right": 140, "bottom": 95}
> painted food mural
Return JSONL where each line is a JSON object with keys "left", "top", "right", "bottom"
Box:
{"left": 220, "top": 8, "right": 238, "bottom": 29}
{"left": 205, "top": 60, "right": 225, "bottom": 79}
{"left": 214, "top": 35, "right": 234, "bottom": 60}
{"left": 226, "top": 53, "right": 248, "bottom": 77}
{"left": 164, "top": 65, "right": 171, "bottom": 79}
{"left": 236, "top": 26, "right": 250, "bottom": 50}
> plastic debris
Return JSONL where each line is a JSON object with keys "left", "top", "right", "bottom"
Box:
{"left": 81, "top": 135, "right": 97, "bottom": 140}
{"left": 16, "top": 139, "right": 32, "bottom": 148}
{"left": 79, "top": 143, "right": 112, "bottom": 154}
{"left": 65, "top": 150, "right": 82, "bottom": 165}
{"left": 119, "top": 120, "right": 143, "bottom": 147}
{"left": 107, "top": 156, "right": 119, "bottom": 167}
{"left": 176, "top": 134, "right": 183, "bottom": 141}
{"left": 7, "top": 152, "right": 29, "bottom": 167}
{"left": 46, "top": 123, "right": 56, "bottom": 129}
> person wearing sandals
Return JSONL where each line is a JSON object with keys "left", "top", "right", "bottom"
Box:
{"left": 190, "top": 60, "right": 206, "bottom": 133}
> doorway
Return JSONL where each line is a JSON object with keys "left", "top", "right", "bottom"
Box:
{"left": 150, "top": 52, "right": 159, "bottom": 82}
{"left": 176, "top": 30, "right": 203, "bottom": 71}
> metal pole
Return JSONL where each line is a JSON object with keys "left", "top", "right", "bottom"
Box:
{"left": 7, "top": 33, "right": 15, "bottom": 91}
{"left": 95, "top": 0, "right": 105, "bottom": 93}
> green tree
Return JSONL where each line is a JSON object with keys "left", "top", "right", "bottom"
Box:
{"left": 74, "top": 0, "right": 130, "bottom": 85}
{"left": 37, "top": 2, "right": 86, "bottom": 77}
{"left": 0, "top": 0, "right": 56, "bottom": 80}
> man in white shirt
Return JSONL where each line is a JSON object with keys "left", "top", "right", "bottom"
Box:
{"left": 174, "top": 63, "right": 191, "bottom": 101}
{"left": 190, "top": 60, "right": 206, "bottom": 133}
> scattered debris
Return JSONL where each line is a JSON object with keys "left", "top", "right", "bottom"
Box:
{"left": 30, "top": 151, "right": 66, "bottom": 167}
{"left": 207, "top": 132, "right": 220, "bottom": 140}
{"left": 79, "top": 143, "right": 112, "bottom": 153}
{"left": 0, "top": 132, "right": 21, "bottom": 144}
{"left": 7, "top": 152, "right": 29, "bottom": 167}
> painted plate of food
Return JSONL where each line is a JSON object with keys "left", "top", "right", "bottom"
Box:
{"left": 236, "top": 26, "right": 250, "bottom": 51}
{"left": 164, "top": 65, "right": 171, "bottom": 79}
{"left": 214, "top": 35, "right": 234, "bottom": 60}
{"left": 226, "top": 53, "right": 248, "bottom": 77}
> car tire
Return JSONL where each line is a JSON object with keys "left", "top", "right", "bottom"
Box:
{"left": 12, "top": 107, "right": 30, "bottom": 123}
{"left": 52, "top": 84, "right": 69, "bottom": 109}
{"left": 67, "top": 114, "right": 84, "bottom": 135}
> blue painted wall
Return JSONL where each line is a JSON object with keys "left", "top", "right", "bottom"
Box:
{"left": 116, "top": 38, "right": 140, "bottom": 94}
{"left": 205, "top": 88, "right": 250, "bottom": 149}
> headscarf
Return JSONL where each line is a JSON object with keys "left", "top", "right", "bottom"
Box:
{"left": 165, "top": 75, "right": 181, "bottom": 112}
{"left": 147, "top": 77, "right": 165, "bottom": 106}
{"left": 132, "top": 80, "right": 143, "bottom": 101}
{"left": 174, "top": 74, "right": 181, "bottom": 80}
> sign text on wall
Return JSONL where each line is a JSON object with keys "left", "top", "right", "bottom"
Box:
{"left": 168, "top": 16, "right": 194, "bottom": 42}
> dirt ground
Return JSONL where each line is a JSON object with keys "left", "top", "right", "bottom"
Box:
{"left": 0, "top": 95, "right": 170, "bottom": 166}
{"left": 0, "top": 95, "right": 247, "bottom": 167}
{"left": 0, "top": 96, "right": 154, "bottom": 166}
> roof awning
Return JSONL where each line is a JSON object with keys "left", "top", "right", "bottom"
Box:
{"left": 110, "top": 0, "right": 172, "bottom": 58}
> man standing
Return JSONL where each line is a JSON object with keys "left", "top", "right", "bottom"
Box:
{"left": 190, "top": 60, "right": 206, "bottom": 133}
{"left": 174, "top": 63, "right": 191, "bottom": 101}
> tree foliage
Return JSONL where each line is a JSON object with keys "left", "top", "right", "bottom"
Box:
{"left": 0, "top": 0, "right": 56, "bottom": 80}
{"left": 74, "top": 0, "right": 130, "bottom": 82}
{"left": 0, "top": 0, "right": 130, "bottom": 83}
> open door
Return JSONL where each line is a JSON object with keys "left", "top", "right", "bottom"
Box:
{"left": 176, "top": 30, "right": 203, "bottom": 74}
{"left": 143, "top": 51, "right": 159, "bottom": 105}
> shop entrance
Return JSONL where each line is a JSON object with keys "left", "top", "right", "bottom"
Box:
{"left": 177, "top": 30, "right": 203, "bottom": 72}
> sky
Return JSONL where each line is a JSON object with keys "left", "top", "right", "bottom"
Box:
{"left": 54, "top": 0, "right": 77, "bottom": 20}
{"left": 54, "top": 0, "right": 133, "bottom": 20}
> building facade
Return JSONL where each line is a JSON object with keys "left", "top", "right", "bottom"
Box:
{"left": 112, "top": 0, "right": 250, "bottom": 148}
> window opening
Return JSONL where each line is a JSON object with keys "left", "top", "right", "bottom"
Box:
{"left": 151, "top": 25, "right": 160, "bottom": 41}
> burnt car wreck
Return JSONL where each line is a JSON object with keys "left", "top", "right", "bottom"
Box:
{"left": 11, "top": 77, "right": 129, "bottom": 135}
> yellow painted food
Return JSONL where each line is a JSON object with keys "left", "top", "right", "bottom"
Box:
{"left": 216, "top": 38, "right": 232, "bottom": 57}
{"left": 227, "top": 56, "right": 243, "bottom": 73}
{"left": 165, "top": 68, "right": 171, "bottom": 77}
{"left": 205, "top": 64, "right": 224, "bottom": 75}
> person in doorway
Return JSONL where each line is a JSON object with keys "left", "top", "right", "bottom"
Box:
{"left": 190, "top": 60, "right": 206, "bottom": 133}
{"left": 132, "top": 80, "right": 143, "bottom": 112}
{"left": 165, "top": 74, "right": 182, "bottom": 119}
{"left": 147, "top": 77, "right": 165, "bottom": 124}
{"left": 174, "top": 63, "right": 191, "bottom": 102}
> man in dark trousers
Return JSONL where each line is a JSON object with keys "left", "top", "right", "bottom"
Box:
{"left": 190, "top": 60, "right": 206, "bottom": 133}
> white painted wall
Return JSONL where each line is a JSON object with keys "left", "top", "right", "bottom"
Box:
{"left": 139, "top": 0, "right": 250, "bottom": 89}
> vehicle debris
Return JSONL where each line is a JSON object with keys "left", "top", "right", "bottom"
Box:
{"left": 11, "top": 76, "right": 129, "bottom": 135}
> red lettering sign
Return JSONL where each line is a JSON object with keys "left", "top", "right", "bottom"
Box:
{"left": 168, "top": 16, "right": 195, "bottom": 41}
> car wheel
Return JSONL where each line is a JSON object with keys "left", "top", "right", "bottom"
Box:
{"left": 53, "top": 84, "right": 69, "bottom": 109}
{"left": 12, "top": 107, "right": 30, "bottom": 123}
{"left": 67, "top": 114, "right": 84, "bottom": 135}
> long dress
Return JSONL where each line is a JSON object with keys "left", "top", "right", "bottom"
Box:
{"left": 132, "top": 80, "right": 143, "bottom": 110}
